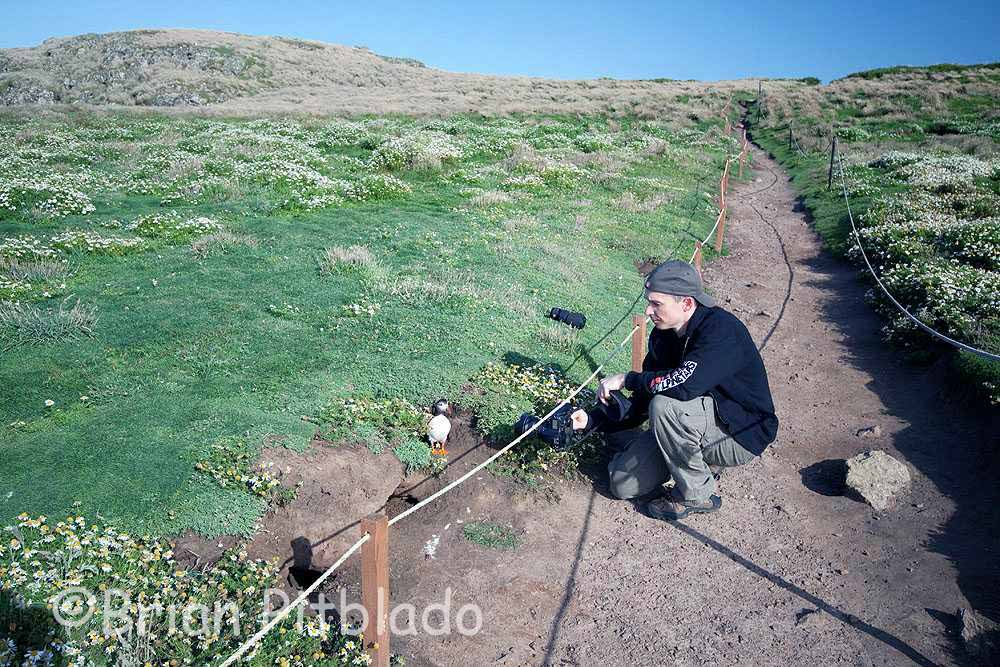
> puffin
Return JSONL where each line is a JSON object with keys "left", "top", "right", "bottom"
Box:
{"left": 427, "top": 398, "right": 452, "bottom": 455}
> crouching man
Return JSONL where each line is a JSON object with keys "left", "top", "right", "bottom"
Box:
{"left": 572, "top": 260, "right": 778, "bottom": 521}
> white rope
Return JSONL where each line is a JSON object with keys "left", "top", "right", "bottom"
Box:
{"left": 221, "top": 110, "right": 743, "bottom": 662}
{"left": 220, "top": 534, "right": 370, "bottom": 666}
{"left": 220, "top": 319, "right": 646, "bottom": 664}
{"left": 688, "top": 209, "right": 725, "bottom": 263}
{"left": 838, "top": 153, "right": 1000, "bottom": 361}
{"left": 389, "top": 321, "right": 642, "bottom": 527}
{"left": 688, "top": 159, "right": 731, "bottom": 263}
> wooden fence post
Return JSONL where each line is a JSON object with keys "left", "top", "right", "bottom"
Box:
{"left": 631, "top": 314, "right": 646, "bottom": 372}
{"left": 756, "top": 81, "right": 763, "bottom": 123}
{"left": 714, "top": 208, "right": 727, "bottom": 253}
{"left": 693, "top": 241, "right": 704, "bottom": 274}
{"left": 361, "top": 513, "right": 390, "bottom": 667}
{"left": 788, "top": 126, "right": 793, "bottom": 152}
{"left": 739, "top": 130, "right": 748, "bottom": 178}
{"left": 827, "top": 135, "right": 838, "bottom": 191}
{"left": 720, "top": 160, "right": 729, "bottom": 211}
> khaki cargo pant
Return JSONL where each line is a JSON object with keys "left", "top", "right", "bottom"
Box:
{"left": 607, "top": 394, "right": 756, "bottom": 502}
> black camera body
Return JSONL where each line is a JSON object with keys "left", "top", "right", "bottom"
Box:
{"left": 513, "top": 404, "right": 576, "bottom": 451}
{"left": 513, "top": 390, "right": 632, "bottom": 451}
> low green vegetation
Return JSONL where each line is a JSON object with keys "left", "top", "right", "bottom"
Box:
{"left": 0, "top": 110, "right": 742, "bottom": 540}
{"left": 842, "top": 62, "right": 1000, "bottom": 81}
{"left": 752, "top": 70, "right": 1000, "bottom": 402}
{"left": 462, "top": 520, "right": 521, "bottom": 550}
{"left": 0, "top": 109, "right": 751, "bottom": 664}
{"left": 1, "top": 513, "right": 370, "bottom": 666}
{"left": 315, "top": 395, "right": 424, "bottom": 451}
{"left": 195, "top": 435, "right": 297, "bottom": 506}
{"left": 464, "top": 361, "right": 601, "bottom": 490}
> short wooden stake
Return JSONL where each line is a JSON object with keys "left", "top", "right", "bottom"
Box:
{"left": 630, "top": 314, "right": 646, "bottom": 372}
{"left": 693, "top": 241, "right": 704, "bottom": 274}
{"left": 714, "top": 208, "right": 727, "bottom": 253}
{"left": 361, "top": 513, "right": 390, "bottom": 667}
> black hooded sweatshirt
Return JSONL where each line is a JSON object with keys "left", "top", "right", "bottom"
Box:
{"left": 614, "top": 305, "right": 778, "bottom": 455}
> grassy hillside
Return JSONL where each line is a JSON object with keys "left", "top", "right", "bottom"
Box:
{"left": 750, "top": 64, "right": 1000, "bottom": 402}
{"left": 0, "top": 29, "right": 782, "bottom": 118}
{"left": 0, "top": 109, "right": 744, "bottom": 537}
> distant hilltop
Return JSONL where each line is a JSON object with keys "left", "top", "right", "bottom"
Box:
{"left": 0, "top": 28, "right": 781, "bottom": 116}
{"left": 1, "top": 29, "right": 997, "bottom": 117}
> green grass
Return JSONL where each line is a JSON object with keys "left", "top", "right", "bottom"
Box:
{"left": 752, "top": 126, "right": 855, "bottom": 254}
{"left": 462, "top": 520, "right": 521, "bottom": 550}
{"left": 393, "top": 437, "right": 433, "bottom": 474}
{"left": 841, "top": 62, "right": 1000, "bottom": 81}
{"left": 752, "top": 104, "right": 999, "bottom": 404}
{"left": 2, "top": 513, "right": 370, "bottom": 665}
{"left": 0, "top": 111, "right": 742, "bottom": 537}
{"left": 946, "top": 94, "right": 999, "bottom": 116}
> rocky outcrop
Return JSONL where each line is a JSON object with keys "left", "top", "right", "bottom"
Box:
{"left": 0, "top": 75, "right": 57, "bottom": 105}
{"left": 0, "top": 31, "right": 263, "bottom": 107}
{"left": 958, "top": 607, "right": 1000, "bottom": 663}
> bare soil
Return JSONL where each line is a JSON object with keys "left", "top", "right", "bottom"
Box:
{"left": 176, "top": 146, "right": 1000, "bottom": 665}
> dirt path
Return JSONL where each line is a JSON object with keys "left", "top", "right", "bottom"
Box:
{"left": 510, "top": 145, "right": 1000, "bottom": 666}
{"left": 225, "top": 146, "right": 1000, "bottom": 666}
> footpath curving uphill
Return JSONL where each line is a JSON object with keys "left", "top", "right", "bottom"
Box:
{"left": 213, "top": 134, "right": 997, "bottom": 666}
{"left": 220, "top": 109, "right": 751, "bottom": 667}
{"left": 218, "top": 141, "right": 998, "bottom": 667}
{"left": 381, "top": 145, "right": 998, "bottom": 666}
{"left": 528, "top": 145, "right": 999, "bottom": 666}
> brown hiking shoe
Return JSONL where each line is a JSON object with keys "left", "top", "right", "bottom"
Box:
{"left": 644, "top": 492, "right": 722, "bottom": 521}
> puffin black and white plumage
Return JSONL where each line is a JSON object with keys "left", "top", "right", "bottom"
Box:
{"left": 428, "top": 399, "right": 452, "bottom": 450}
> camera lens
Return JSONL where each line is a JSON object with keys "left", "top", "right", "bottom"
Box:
{"left": 548, "top": 307, "right": 586, "bottom": 329}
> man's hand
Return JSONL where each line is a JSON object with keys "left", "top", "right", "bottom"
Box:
{"left": 570, "top": 409, "right": 590, "bottom": 431}
{"left": 597, "top": 372, "right": 627, "bottom": 404}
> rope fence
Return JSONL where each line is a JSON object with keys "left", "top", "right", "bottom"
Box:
{"left": 836, "top": 153, "right": 1000, "bottom": 361}
{"left": 221, "top": 537, "right": 370, "bottom": 666}
{"left": 779, "top": 122, "right": 1000, "bottom": 362}
{"left": 691, "top": 125, "right": 751, "bottom": 270}
{"left": 222, "top": 102, "right": 749, "bottom": 666}
{"left": 222, "top": 319, "right": 646, "bottom": 667}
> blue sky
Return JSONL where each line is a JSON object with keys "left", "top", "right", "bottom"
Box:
{"left": 2, "top": 1, "right": 997, "bottom": 82}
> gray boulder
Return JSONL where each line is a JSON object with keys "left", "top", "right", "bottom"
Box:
{"left": 844, "top": 450, "right": 911, "bottom": 511}
{"left": 958, "top": 607, "right": 1000, "bottom": 662}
